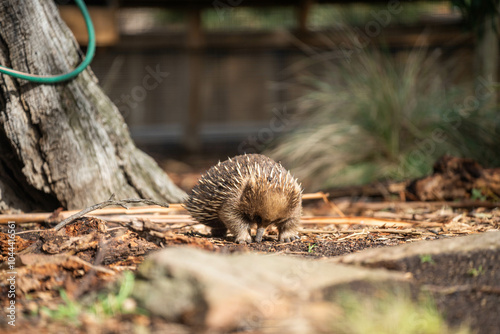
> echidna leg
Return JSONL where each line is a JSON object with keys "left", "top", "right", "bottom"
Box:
{"left": 232, "top": 225, "right": 252, "bottom": 244}
{"left": 278, "top": 219, "right": 300, "bottom": 243}
{"left": 219, "top": 205, "right": 252, "bottom": 244}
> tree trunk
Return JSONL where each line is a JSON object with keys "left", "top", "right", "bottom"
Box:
{"left": 0, "top": 1, "right": 186, "bottom": 213}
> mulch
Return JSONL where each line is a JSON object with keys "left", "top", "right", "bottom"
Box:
{"left": 0, "top": 188, "right": 499, "bottom": 333}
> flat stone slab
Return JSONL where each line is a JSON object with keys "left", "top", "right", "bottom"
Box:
{"left": 132, "top": 232, "right": 500, "bottom": 333}
{"left": 133, "top": 247, "right": 409, "bottom": 331}
{"left": 335, "top": 231, "right": 500, "bottom": 266}
{"left": 334, "top": 231, "right": 500, "bottom": 334}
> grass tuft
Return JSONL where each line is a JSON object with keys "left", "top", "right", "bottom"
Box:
{"left": 40, "top": 271, "right": 143, "bottom": 325}
{"left": 331, "top": 290, "right": 471, "bottom": 334}
{"left": 267, "top": 33, "right": 499, "bottom": 190}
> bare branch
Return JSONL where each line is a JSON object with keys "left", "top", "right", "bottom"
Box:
{"left": 53, "top": 198, "right": 169, "bottom": 231}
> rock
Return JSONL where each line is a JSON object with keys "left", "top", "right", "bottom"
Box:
{"left": 335, "top": 231, "right": 500, "bottom": 267}
{"left": 133, "top": 247, "right": 410, "bottom": 332}
{"left": 334, "top": 231, "right": 500, "bottom": 334}
{"left": 131, "top": 233, "right": 500, "bottom": 333}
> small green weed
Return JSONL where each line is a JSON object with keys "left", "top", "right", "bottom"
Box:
{"left": 471, "top": 188, "right": 487, "bottom": 201}
{"left": 89, "top": 270, "right": 137, "bottom": 317}
{"left": 40, "top": 290, "right": 81, "bottom": 324}
{"left": 40, "top": 271, "right": 141, "bottom": 325}
{"left": 308, "top": 243, "right": 317, "bottom": 253}
{"left": 467, "top": 265, "right": 485, "bottom": 277}
{"left": 331, "top": 290, "right": 471, "bottom": 334}
{"left": 420, "top": 254, "right": 435, "bottom": 264}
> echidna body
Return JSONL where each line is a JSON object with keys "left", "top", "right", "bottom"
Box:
{"left": 184, "top": 154, "right": 302, "bottom": 243}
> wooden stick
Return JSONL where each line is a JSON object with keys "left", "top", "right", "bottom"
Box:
{"left": 99, "top": 215, "right": 436, "bottom": 227}
{"left": 302, "top": 192, "right": 345, "bottom": 216}
{"left": 300, "top": 216, "right": 443, "bottom": 227}
{"left": 0, "top": 212, "right": 442, "bottom": 227}
{"left": 321, "top": 192, "right": 345, "bottom": 217}
{"left": 302, "top": 192, "right": 329, "bottom": 200}
{"left": 5, "top": 194, "right": 492, "bottom": 228}
{"left": 422, "top": 284, "right": 500, "bottom": 295}
{"left": 68, "top": 255, "right": 115, "bottom": 275}
{"left": 301, "top": 228, "right": 424, "bottom": 235}
{"left": 1, "top": 196, "right": 498, "bottom": 225}
{"left": 98, "top": 215, "right": 441, "bottom": 228}
{"left": 98, "top": 214, "right": 193, "bottom": 220}
{"left": 53, "top": 196, "right": 169, "bottom": 231}
{"left": 0, "top": 205, "right": 185, "bottom": 224}
{"left": 0, "top": 212, "right": 55, "bottom": 224}
{"left": 349, "top": 200, "right": 500, "bottom": 210}
{"left": 98, "top": 216, "right": 196, "bottom": 224}
{"left": 337, "top": 231, "right": 368, "bottom": 241}
{"left": 301, "top": 216, "right": 411, "bottom": 223}
{"left": 16, "top": 229, "right": 47, "bottom": 235}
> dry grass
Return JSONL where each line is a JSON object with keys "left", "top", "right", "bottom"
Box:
{"left": 266, "top": 32, "right": 499, "bottom": 190}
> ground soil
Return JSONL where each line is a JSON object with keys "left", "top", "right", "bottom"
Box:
{"left": 216, "top": 234, "right": 403, "bottom": 257}
{"left": 404, "top": 249, "right": 500, "bottom": 334}
{"left": 1, "top": 164, "right": 499, "bottom": 333}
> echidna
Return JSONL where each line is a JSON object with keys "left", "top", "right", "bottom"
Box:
{"left": 184, "top": 154, "right": 302, "bottom": 244}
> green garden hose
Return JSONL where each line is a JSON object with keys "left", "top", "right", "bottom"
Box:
{"left": 0, "top": 0, "right": 95, "bottom": 83}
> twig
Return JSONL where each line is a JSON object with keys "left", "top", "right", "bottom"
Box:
{"left": 0, "top": 212, "right": 60, "bottom": 224}
{"left": 68, "top": 255, "right": 115, "bottom": 275}
{"left": 111, "top": 219, "right": 202, "bottom": 233}
{"left": 349, "top": 200, "right": 500, "bottom": 211}
{"left": 16, "top": 229, "right": 47, "bottom": 235}
{"left": 301, "top": 228, "right": 423, "bottom": 235}
{"left": 74, "top": 235, "right": 109, "bottom": 298}
{"left": 106, "top": 226, "right": 126, "bottom": 232}
{"left": 283, "top": 251, "right": 314, "bottom": 255}
{"left": 321, "top": 193, "right": 345, "bottom": 217}
{"left": 302, "top": 192, "right": 346, "bottom": 217}
{"left": 423, "top": 284, "right": 500, "bottom": 295}
{"left": 167, "top": 222, "right": 204, "bottom": 230}
{"left": 95, "top": 215, "right": 196, "bottom": 224}
{"left": 337, "top": 231, "right": 368, "bottom": 241}
{"left": 1, "top": 197, "right": 498, "bottom": 226}
{"left": 302, "top": 192, "right": 328, "bottom": 200}
{"left": 53, "top": 195, "right": 169, "bottom": 231}
{"left": 97, "top": 215, "right": 439, "bottom": 227}
{"left": 300, "top": 216, "right": 443, "bottom": 227}
{"left": 0, "top": 204, "right": 186, "bottom": 225}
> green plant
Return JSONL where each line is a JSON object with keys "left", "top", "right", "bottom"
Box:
{"left": 40, "top": 290, "right": 82, "bottom": 324}
{"left": 471, "top": 188, "right": 487, "bottom": 201}
{"left": 308, "top": 243, "right": 317, "bottom": 253}
{"left": 420, "top": 254, "right": 435, "bottom": 265}
{"left": 467, "top": 265, "right": 485, "bottom": 277}
{"left": 331, "top": 290, "right": 471, "bottom": 334}
{"left": 89, "top": 271, "right": 138, "bottom": 317}
{"left": 266, "top": 33, "right": 500, "bottom": 190}
{"left": 40, "top": 271, "right": 141, "bottom": 325}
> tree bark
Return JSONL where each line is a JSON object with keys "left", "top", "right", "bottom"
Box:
{"left": 0, "top": 1, "right": 186, "bottom": 213}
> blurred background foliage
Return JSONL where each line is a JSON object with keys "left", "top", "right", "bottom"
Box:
{"left": 153, "top": 2, "right": 455, "bottom": 31}
{"left": 150, "top": 1, "right": 499, "bottom": 191}
{"left": 79, "top": 0, "right": 499, "bottom": 191}
{"left": 265, "top": 33, "right": 499, "bottom": 190}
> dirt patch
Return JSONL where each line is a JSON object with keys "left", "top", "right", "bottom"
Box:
{"left": 395, "top": 249, "right": 500, "bottom": 334}
{"left": 0, "top": 199, "right": 499, "bottom": 333}
{"left": 215, "top": 235, "right": 402, "bottom": 257}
